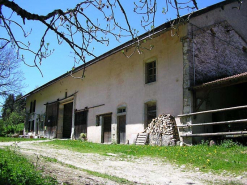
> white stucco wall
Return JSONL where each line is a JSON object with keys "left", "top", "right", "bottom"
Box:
{"left": 26, "top": 25, "right": 186, "bottom": 143}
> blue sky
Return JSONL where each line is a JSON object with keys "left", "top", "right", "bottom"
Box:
{"left": 1, "top": 0, "right": 223, "bottom": 101}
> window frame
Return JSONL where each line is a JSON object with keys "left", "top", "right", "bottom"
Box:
{"left": 145, "top": 59, "right": 157, "bottom": 84}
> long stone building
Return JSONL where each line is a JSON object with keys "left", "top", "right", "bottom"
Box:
{"left": 22, "top": 0, "right": 247, "bottom": 144}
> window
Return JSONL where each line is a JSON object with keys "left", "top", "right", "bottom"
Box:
{"left": 30, "top": 102, "right": 33, "bottom": 113}
{"left": 29, "top": 100, "right": 36, "bottom": 113}
{"left": 145, "top": 101, "right": 156, "bottom": 128}
{"left": 145, "top": 60, "right": 156, "bottom": 83}
{"left": 33, "top": 100, "right": 36, "bottom": 112}
{"left": 117, "top": 107, "right": 126, "bottom": 114}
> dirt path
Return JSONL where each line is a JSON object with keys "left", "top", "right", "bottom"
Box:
{"left": 0, "top": 140, "right": 246, "bottom": 185}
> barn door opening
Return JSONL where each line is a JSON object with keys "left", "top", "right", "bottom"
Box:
{"left": 101, "top": 114, "right": 112, "bottom": 143}
{"left": 74, "top": 110, "right": 88, "bottom": 139}
{"left": 63, "top": 102, "right": 73, "bottom": 138}
{"left": 45, "top": 102, "right": 59, "bottom": 138}
{"left": 117, "top": 115, "right": 126, "bottom": 144}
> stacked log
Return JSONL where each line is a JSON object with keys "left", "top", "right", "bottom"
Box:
{"left": 143, "top": 114, "right": 179, "bottom": 146}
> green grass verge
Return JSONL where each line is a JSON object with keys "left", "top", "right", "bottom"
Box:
{"left": 45, "top": 140, "right": 247, "bottom": 174}
{"left": 0, "top": 148, "right": 57, "bottom": 185}
{"left": 0, "top": 137, "right": 47, "bottom": 142}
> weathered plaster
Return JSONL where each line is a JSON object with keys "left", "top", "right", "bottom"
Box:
{"left": 26, "top": 25, "right": 186, "bottom": 142}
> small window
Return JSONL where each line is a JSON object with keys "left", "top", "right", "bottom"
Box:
{"left": 145, "top": 60, "right": 156, "bottom": 83}
{"left": 117, "top": 107, "right": 126, "bottom": 114}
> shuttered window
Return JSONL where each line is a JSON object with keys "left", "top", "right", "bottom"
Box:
{"left": 29, "top": 100, "right": 36, "bottom": 113}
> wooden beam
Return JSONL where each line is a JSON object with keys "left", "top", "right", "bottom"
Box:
{"left": 178, "top": 105, "right": 247, "bottom": 117}
{"left": 181, "top": 131, "right": 247, "bottom": 137}
{"left": 177, "top": 119, "right": 247, "bottom": 128}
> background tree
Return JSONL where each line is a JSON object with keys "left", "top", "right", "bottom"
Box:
{"left": 0, "top": 0, "right": 201, "bottom": 78}
{"left": 1, "top": 93, "right": 14, "bottom": 120}
{"left": 0, "top": 93, "right": 26, "bottom": 135}
{"left": 0, "top": 43, "right": 25, "bottom": 99}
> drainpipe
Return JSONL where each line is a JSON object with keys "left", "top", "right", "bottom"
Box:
{"left": 192, "top": 24, "right": 196, "bottom": 86}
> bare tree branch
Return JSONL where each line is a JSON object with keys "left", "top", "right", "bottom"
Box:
{"left": 0, "top": 0, "right": 200, "bottom": 79}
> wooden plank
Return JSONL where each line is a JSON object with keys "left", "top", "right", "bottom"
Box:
{"left": 181, "top": 131, "right": 247, "bottom": 137}
{"left": 177, "top": 105, "right": 247, "bottom": 117}
{"left": 177, "top": 119, "right": 247, "bottom": 128}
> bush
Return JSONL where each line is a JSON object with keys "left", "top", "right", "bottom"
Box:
{"left": 220, "top": 139, "right": 241, "bottom": 148}
{"left": 0, "top": 123, "right": 24, "bottom": 136}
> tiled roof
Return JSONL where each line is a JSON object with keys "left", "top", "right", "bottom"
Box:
{"left": 190, "top": 72, "right": 247, "bottom": 91}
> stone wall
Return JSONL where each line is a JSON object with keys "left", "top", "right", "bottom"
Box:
{"left": 189, "top": 21, "right": 247, "bottom": 85}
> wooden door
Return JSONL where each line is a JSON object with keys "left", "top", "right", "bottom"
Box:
{"left": 103, "top": 115, "right": 111, "bottom": 143}
{"left": 63, "top": 102, "right": 73, "bottom": 138}
{"left": 118, "top": 115, "right": 126, "bottom": 144}
{"left": 45, "top": 102, "right": 59, "bottom": 138}
{"left": 74, "top": 110, "right": 88, "bottom": 139}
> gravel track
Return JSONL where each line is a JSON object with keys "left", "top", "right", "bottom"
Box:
{"left": 0, "top": 140, "right": 246, "bottom": 185}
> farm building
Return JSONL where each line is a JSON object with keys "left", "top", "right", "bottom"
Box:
{"left": 22, "top": 0, "right": 247, "bottom": 145}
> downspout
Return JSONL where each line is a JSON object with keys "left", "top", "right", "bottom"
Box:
{"left": 71, "top": 94, "right": 76, "bottom": 139}
{"left": 192, "top": 24, "right": 196, "bottom": 86}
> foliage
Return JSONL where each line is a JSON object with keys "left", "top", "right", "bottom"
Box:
{"left": 46, "top": 140, "right": 247, "bottom": 174}
{"left": 1, "top": 93, "right": 26, "bottom": 136}
{"left": 0, "top": 148, "right": 57, "bottom": 185}
{"left": 1, "top": 94, "right": 15, "bottom": 119}
{"left": 2, "top": 94, "right": 26, "bottom": 121}
{"left": 0, "top": 123, "right": 24, "bottom": 137}
{"left": 79, "top": 133, "right": 87, "bottom": 141}
{"left": 220, "top": 139, "right": 242, "bottom": 148}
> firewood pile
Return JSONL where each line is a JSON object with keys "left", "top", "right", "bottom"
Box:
{"left": 143, "top": 114, "right": 179, "bottom": 146}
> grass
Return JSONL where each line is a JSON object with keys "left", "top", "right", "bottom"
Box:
{"left": 45, "top": 139, "right": 247, "bottom": 174}
{"left": 41, "top": 155, "right": 132, "bottom": 184}
{"left": 0, "top": 136, "right": 47, "bottom": 142}
{"left": 0, "top": 148, "right": 57, "bottom": 185}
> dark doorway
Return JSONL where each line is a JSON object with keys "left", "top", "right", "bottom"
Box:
{"left": 117, "top": 115, "right": 126, "bottom": 144}
{"left": 63, "top": 102, "right": 73, "bottom": 138}
{"left": 145, "top": 101, "right": 156, "bottom": 128}
{"left": 102, "top": 114, "right": 112, "bottom": 143}
{"left": 74, "top": 110, "right": 88, "bottom": 139}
